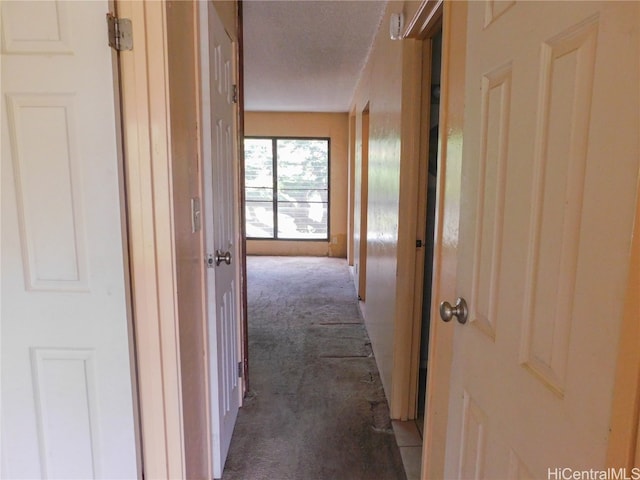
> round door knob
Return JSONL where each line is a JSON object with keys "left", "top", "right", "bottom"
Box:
{"left": 439, "top": 297, "right": 468, "bottom": 324}
{"left": 215, "top": 250, "right": 232, "bottom": 266}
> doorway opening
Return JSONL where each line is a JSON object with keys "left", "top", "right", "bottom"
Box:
{"left": 417, "top": 28, "right": 443, "bottom": 434}
{"left": 354, "top": 104, "right": 370, "bottom": 301}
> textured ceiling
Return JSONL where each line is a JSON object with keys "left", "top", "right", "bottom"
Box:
{"left": 243, "top": 0, "right": 387, "bottom": 112}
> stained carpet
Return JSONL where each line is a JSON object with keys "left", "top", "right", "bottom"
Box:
{"left": 222, "top": 256, "right": 406, "bottom": 480}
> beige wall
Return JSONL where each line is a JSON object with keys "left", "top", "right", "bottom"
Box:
{"left": 244, "top": 112, "right": 349, "bottom": 257}
{"left": 349, "top": 0, "right": 422, "bottom": 404}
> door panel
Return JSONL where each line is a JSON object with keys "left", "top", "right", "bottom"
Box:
{"left": 199, "top": 3, "right": 242, "bottom": 478}
{"left": 443, "top": 1, "right": 640, "bottom": 476}
{"left": 1, "top": 1, "right": 137, "bottom": 478}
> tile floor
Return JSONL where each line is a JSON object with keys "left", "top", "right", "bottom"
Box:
{"left": 353, "top": 267, "right": 423, "bottom": 480}
{"left": 392, "top": 420, "right": 422, "bottom": 480}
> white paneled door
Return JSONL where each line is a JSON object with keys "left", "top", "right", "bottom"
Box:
{"left": 199, "top": 3, "right": 242, "bottom": 478}
{"left": 1, "top": 1, "right": 138, "bottom": 479}
{"left": 443, "top": 1, "right": 639, "bottom": 477}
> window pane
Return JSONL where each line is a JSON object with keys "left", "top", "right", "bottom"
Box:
{"left": 244, "top": 138, "right": 273, "bottom": 189}
{"left": 246, "top": 186, "right": 273, "bottom": 201}
{"left": 277, "top": 202, "right": 328, "bottom": 239}
{"left": 277, "top": 188, "right": 328, "bottom": 203}
{"left": 244, "top": 137, "right": 329, "bottom": 240}
{"left": 245, "top": 201, "right": 274, "bottom": 238}
{"left": 276, "top": 139, "right": 328, "bottom": 191}
{"left": 275, "top": 139, "right": 328, "bottom": 239}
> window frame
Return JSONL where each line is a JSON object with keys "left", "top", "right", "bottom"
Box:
{"left": 244, "top": 136, "right": 331, "bottom": 241}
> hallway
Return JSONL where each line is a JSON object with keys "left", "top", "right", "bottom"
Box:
{"left": 222, "top": 256, "right": 406, "bottom": 480}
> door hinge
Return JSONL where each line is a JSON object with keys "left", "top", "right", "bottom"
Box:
{"left": 416, "top": 239, "right": 423, "bottom": 248}
{"left": 232, "top": 85, "right": 238, "bottom": 104}
{"left": 238, "top": 361, "right": 243, "bottom": 378}
{"left": 107, "top": 13, "right": 133, "bottom": 51}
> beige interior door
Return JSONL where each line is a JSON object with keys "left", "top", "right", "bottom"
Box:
{"left": 1, "top": 1, "right": 138, "bottom": 478}
{"left": 442, "top": 1, "right": 640, "bottom": 477}
{"left": 199, "top": 3, "right": 242, "bottom": 478}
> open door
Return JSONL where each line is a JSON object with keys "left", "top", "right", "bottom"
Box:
{"left": 1, "top": 1, "right": 138, "bottom": 477}
{"left": 199, "top": 3, "right": 242, "bottom": 478}
{"left": 436, "top": 1, "right": 640, "bottom": 476}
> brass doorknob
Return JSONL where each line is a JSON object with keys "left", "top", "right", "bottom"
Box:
{"left": 439, "top": 297, "right": 468, "bottom": 324}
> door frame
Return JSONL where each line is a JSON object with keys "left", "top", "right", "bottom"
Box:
{"left": 390, "top": 0, "right": 443, "bottom": 421}
{"left": 347, "top": 109, "right": 356, "bottom": 267}
{"left": 117, "top": 0, "right": 205, "bottom": 477}
{"left": 117, "top": 0, "right": 186, "bottom": 476}
{"left": 351, "top": 103, "right": 370, "bottom": 301}
{"left": 118, "top": 1, "right": 246, "bottom": 477}
{"left": 236, "top": 0, "right": 250, "bottom": 393}
{"left": 358, "top": 105, "right": 370, "bottom": 301}
{"left": 419, "top": 3, "right": 467, "bottom": 476}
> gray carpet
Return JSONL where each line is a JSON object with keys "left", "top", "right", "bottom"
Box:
{"left": 222, "top": 256, "right": 407, "bottom": 480}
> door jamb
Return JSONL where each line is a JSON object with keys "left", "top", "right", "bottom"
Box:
{"left": 118, "top": 0, "right": 247, "bottom": 477}
{"left": 116, "top": 1, "right": 185, "bottom": 477}
{"left": 236, "top": 0, "right": 250, "bottom": 393}
{"left": 347, "top": 109, "right": 357, "bottom": 267}
{"left": 405, "top": 0, "right": 444, "bottom": 39}
{"left": 390, "top": 36, "right": 423, "bottom": 419}
{"left": 416, "top": 2, "right": 467, "bottom": 478}
{"left": 390, "top": 0, "right": 443, "bottom": 421}
{"left": 109, "top": 0, "right": 144, "bottom": 475}
{"left": 358, "top": 106, "right": 370, "bottom": 301}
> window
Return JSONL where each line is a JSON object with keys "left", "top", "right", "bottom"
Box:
{"left": 244, "top": 137, "right": 329, "bottom": 240}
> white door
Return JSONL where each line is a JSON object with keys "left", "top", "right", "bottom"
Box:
{"left": 199, "top": 3, "right": 242, "bottom": 478}
{"left": 442, "top": 1, "right": 639, "bottom": 477}
{"left": 1, "top": 1, "right": 138, "bottom": 479}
